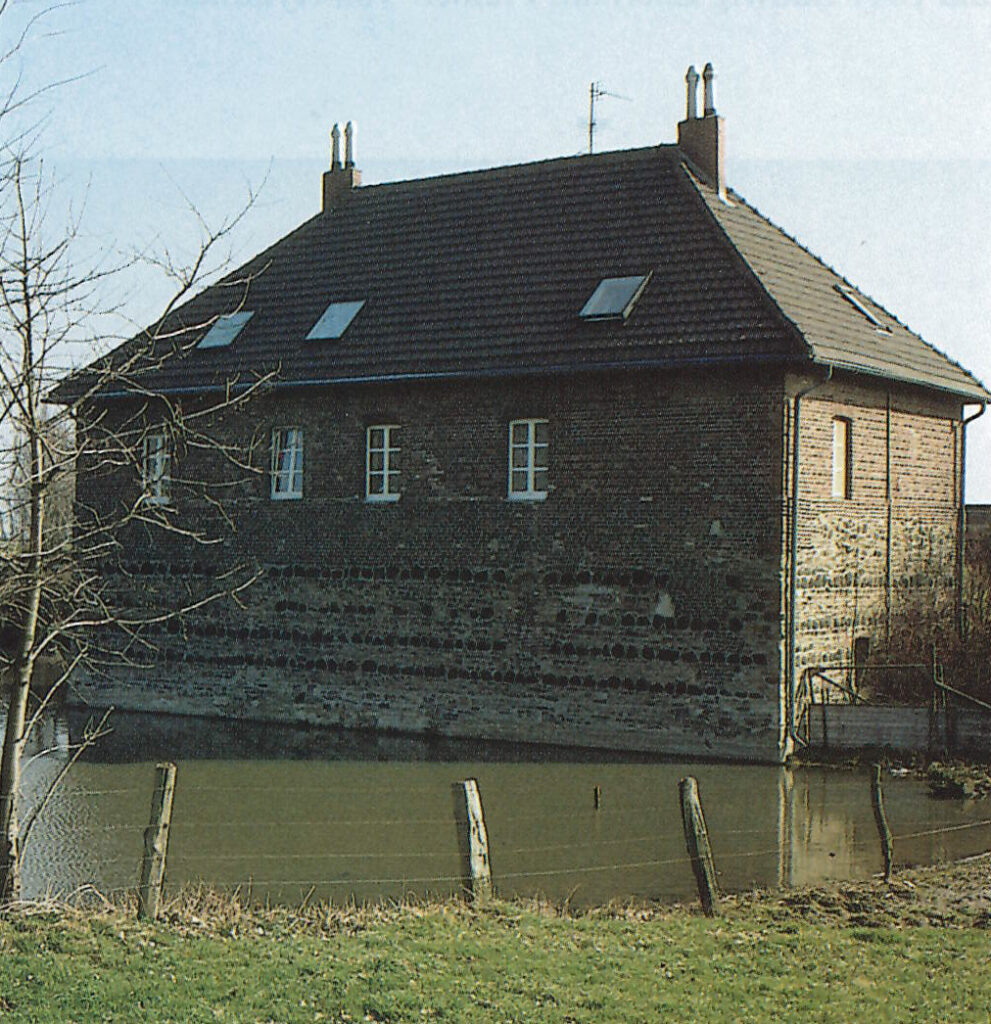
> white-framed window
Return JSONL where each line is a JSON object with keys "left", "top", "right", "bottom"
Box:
{"left": 366, "top": 424, "right": 401, "bottom": 502}
{"left": 271, "top": 427, "right": 303, "bottom": 500}
{"left": 831, "top": 417, "right": 852, "bottom": 499}
{"left": 142, "top": 430, "right": 171, "bottom": 505}
{"left": 508, "top": 418, "right": 549, "bottom": 501}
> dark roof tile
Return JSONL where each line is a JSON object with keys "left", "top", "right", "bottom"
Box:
{"left": 57, "top": 144, "right": 988, "bottom": 402}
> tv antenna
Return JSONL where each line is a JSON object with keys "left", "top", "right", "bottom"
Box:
{"left": 588, "top": 81, "right": 631, "bottom": 154}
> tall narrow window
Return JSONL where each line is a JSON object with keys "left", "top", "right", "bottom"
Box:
{"left": 508, "top": 419, "right": 549, "bottom": 501}
{"left": 271, "top": 427, "right": 303, "bottom": 500}
{"left": 832, "top": 417, "right": 852, "bottom": 499}
{"left": 142, "top": 431, "right": 171, "bottom": 505}
{"left": 366, "top": 425, "right": 401, "bottom": 502}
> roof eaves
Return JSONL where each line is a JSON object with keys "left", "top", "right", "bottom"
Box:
{"left": 88, "top": 350, "right": 810, "bottom": 401}
{"left": 810, "top": 353, "right": 990, "bottom": 403}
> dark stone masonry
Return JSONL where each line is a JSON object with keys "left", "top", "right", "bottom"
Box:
{"left": 71, "top": 366, "right": 964, "bottom": 762}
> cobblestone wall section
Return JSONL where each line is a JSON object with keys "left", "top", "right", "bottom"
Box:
{"left": 786, "top": 373, "right": 962, "bottom": 687}
{"left": 73, "top": 368, "right": 788, "bottom": 759}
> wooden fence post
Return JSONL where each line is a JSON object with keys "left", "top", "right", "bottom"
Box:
{"left": 679, "top": 776, "right": 719, "bottom": 917}
{"left": 138, "top": 762, "right": 177, "bottom": 920}
{"left": 870, "top": 763, "right": 893, "bottom": 882}
{"left": 454, "top": 778, "right": 492, "bottom": 903}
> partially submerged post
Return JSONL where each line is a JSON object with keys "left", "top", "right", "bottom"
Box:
{"left": 453, "top": 778, "right": 492, "bottom": 903}
{"left": 870, "top": 763, "right": 893, "bottom": 882}
{"left": 679, "top": 776, "right": 719, "bottom": 916}
{"left": 138, "top": 762, "right": 177, "bottom": 920}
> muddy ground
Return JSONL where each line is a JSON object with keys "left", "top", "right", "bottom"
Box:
{"left": 720, "top": 853, "right": 991, "bottom": 929}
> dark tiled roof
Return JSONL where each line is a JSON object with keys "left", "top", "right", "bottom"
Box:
{"left": 57, "top": 144, "right": 989, "bottom": 402}
{"left": 691, "top": 173, "right": 989, "bottom": 401}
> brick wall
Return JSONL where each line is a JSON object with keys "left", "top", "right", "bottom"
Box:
{"left": 784, "top": 372, "right": 962, "bottom": 697}
{"left": 71, "top": 365, "right": 964, "bottom": 761}
{"left": 73, "top": 366, "right": 788, "bottom": 760}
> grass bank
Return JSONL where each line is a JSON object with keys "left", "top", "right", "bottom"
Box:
{"left": 2, "top": 856, "right": 991, "bottom": 1023}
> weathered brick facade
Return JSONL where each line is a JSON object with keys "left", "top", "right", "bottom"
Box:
{"left": 69, "top": 363, "right": 967, "bottom": 762}
{"left": 786, "top": 373, "right": 962, "bottom": 707}
{"left": 73, "top": 367, "right": 789, "bottom": 759}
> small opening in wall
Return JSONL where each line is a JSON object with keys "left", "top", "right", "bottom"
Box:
{"left": 832, "top": 417, "right": 852, "bottom": 499}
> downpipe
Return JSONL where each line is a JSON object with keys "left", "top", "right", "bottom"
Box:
{"left": 785, "top": 367, "right": 833, "bottom": 753}
{"left": 957, "top": 403, "right": 986, "bottom": 638}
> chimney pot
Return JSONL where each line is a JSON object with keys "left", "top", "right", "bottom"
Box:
{"left": 344, "top": 121, "right": 355, "bottom": 168}
{"left": 331, "top": 123, "right": 342, "bottom": 170}
{"left": 685, "top": 65, "right": 699, "bottom": 120}
{"left": 702, "top": 62, "right": 716, "bottom": 116}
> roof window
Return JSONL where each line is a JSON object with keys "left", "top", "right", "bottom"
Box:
{"left": 834, "top": 285, "right": 891, "bottom": 333}
{"left": 306, "top": 299, "right": 365, "bottom": 340}
{"left": 579, "top": 273, "right": 651, "bottom": 321}
{"left": 197, "top": 311, "right": 254, "bottom": 349}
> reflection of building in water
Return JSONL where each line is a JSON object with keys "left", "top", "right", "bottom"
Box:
{"left": 775, "top": 769, "right": 874, "bottom": 888}
{"left": 22, "top": 711, "right": 70, "bottom": 762}
{"left": 20, "top": 710, "right": 71, "bottom": 827}
{"left": 776, "top": 769, "right": 793, "bottom": 888}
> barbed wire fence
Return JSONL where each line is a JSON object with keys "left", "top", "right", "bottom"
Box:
{"left": 20, "top": 766, "right": 991, "bottom": 917}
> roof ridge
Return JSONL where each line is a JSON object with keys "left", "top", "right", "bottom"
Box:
{"left": 677, "top": 163, "right": 813, "bottom": 363}
{"left": 352, "top": 144, "right": 678, "bottom": 193}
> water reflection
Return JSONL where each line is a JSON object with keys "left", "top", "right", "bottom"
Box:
{"left": 9, "top": 708, "right": 991, "bottom": 906}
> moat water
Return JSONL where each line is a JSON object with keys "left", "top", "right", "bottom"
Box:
{"left": 12, "top": 708, "right": 991, "bottom": 906}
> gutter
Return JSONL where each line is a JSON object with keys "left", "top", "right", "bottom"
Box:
{"left": 957, "top": 403, "right": 987, "bottom": 636}
{"left": 55, "top": 350, "right": 808, "bottom": 404}
{"left": 786, "top": 365, "right": 834, "bottom": 749}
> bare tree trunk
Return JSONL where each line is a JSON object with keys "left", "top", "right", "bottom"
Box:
{"left": 0, "top": 672, "right": 30, "bottom": 902}
{"left": 0, "top": 471, "right": 44, "bottom": 900}
{"left": 0, "top": 205, "right": 46, "bottom": 902}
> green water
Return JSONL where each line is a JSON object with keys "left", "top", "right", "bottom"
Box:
{"left": 17, "top": 711, "right": 991, "bottom": 906}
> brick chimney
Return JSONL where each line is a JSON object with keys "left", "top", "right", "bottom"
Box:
{"left": 322, "top": 121, "right": 361, "bottom": 212}
{"left": 677, "top": 63, "right": 725, "bottom": 199}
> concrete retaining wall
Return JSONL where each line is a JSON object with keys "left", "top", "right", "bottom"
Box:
{"left": 806, "top": 703, "right": 991, "bottom": 758}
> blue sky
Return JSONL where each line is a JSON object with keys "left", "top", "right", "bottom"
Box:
{"left": 8, "top": 0, "right": 991, "bottom": 498}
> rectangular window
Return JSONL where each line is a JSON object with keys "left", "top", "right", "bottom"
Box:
{"left": 508, "top": 419, "right": 549, "bottom": 501}
{"left": 832, "top": 417, "right": 852, "bottom": 499}
{"left": 142, "top": 430, "right": 171, "bottom": 505}
{"left": 366, "top": 425, "right": 401, "bottom": 502}
{"left": 271, "top": 427, "right": 303, "bottom": 500}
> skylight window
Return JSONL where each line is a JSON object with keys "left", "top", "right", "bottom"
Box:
{"left": 834, "top": 285, "right": 891, "bottom": 332}
{"left": 197, "top": 311, "right": 254, "bottom": 349}
{"left": 579, "top": 273, "right": 651, "bottom": 321}
{"left": 306, "top": 299, "right": 365, "bottom": 340}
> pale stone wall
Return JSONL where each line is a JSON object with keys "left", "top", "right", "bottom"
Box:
{"left": 806, "top": 703, "right": 991, "bottom": 758}
{"left": 784, "top": 373, "right": 962, "bottom": 696}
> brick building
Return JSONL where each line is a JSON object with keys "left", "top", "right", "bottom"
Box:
{"left": 60, "top": 67, "right": 988, "bottom": 761}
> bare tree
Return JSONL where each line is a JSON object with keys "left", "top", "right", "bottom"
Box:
{"left": 0, "top": 139, "right": 272, "bottom": 900}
